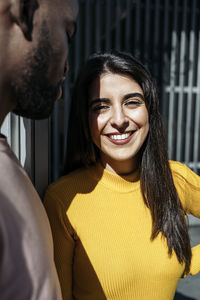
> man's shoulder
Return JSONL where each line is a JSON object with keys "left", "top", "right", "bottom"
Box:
{"left": 0, "top": 141, "right": 33, "bottom": 191}
{"left": 0, "top": 139, "right": 46, "bottom": 218}
{"left": 0, "top": 138, "right": 22, "bottom": 173}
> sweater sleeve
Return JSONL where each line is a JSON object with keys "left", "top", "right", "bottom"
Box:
{"left": 44, "top": 190, "right": 75, "bottom": 300}
{"left": 189, "top": 245, "right": 200, "bottom": 275}
{"left": 182, "top": 165, "right": 200, "bottom": 276}
{"left": 183, "top": 165, "right": 200, "bottom": 218}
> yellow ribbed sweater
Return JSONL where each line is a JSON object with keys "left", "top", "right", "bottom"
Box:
{"left": 44, "top": 161, "right": 200, "bottom": 300}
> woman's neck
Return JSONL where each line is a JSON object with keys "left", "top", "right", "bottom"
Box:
{"left": 100, "top": 155, "right": 139, "bottom": 176}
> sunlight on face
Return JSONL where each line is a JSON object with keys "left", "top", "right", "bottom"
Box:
{"left": 88, "top": 73, "right": 149, "bottom": 174}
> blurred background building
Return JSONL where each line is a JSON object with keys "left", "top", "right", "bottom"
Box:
{"left": 1, "top": 0, "right": 200, "bottom": 298}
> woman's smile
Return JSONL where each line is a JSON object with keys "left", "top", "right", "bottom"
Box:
{"left": 105, "top": 131, "right": 135, "bottom": 145}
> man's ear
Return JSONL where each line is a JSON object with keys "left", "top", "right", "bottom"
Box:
{"left": 10, "top": 0, "right": 39, "bottom": 41}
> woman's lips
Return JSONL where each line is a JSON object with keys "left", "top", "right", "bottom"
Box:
{"left": 105, "top": 131, "right": 135, "bottom": 145}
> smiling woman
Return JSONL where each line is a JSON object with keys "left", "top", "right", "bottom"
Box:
{"left": 44, "top": 51, "right": 200, "bottom": 300}
{"left": 88, "top": 73, "right": 149, "bottom": 174}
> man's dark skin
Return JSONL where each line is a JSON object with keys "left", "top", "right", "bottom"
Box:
{"left": 0, "top": 0, "right": 78, "bottom": 124}
{"left": 0, "top": 0, "right": 78, "bottom": 299}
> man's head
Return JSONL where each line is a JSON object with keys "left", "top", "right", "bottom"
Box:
{"left": 0, "top": 0, "right": 78, "bottom": 121}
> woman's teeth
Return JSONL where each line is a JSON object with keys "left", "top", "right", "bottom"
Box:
{"left": 109, "top": 132, "right": 132, "bottom": 140}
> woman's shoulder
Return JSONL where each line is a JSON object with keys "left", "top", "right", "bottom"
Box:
{"left": 169, "top": 160, "right": 189, "bottom": 170}
{"left": 45, "top": 165, "right": 99, "bottom": 207}
{"left": 47, "top": 167, "right": 89, "bottom": 194}
{"left": 169, "top": 160, "right": 199, "bottom": 196}
{"left": 169, "top": 160, "right": 199, "bottom": 181}
{"left": 169, "top": 160, "right": 189, "bottom": 177}
{"left": 169, "top": 161, "right": 200, "bottom": 215}
{"left": 44, "top": 167, "right": 89, "bottom": 210}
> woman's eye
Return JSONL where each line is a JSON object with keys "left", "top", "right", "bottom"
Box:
{"left": 91, "top": 105, "right": 109, "bottom": 112}
{"left": 125, "top": 100, "right": 141, "bottom": 106}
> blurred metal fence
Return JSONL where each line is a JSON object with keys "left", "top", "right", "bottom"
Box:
{"left": 1, "top": 0, "right": 200, "bottom": 199}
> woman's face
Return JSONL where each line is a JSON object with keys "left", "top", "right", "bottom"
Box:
{"left": 88, "top": 72, "right": 149, "bottom": 174}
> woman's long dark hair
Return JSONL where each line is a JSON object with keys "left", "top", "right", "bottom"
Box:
{"left": 66, "top": 51, "right": 191, "bottom": 274}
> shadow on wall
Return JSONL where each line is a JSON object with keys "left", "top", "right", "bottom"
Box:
{"left": 174, "top": 292, "right": 198, "bottom": 300}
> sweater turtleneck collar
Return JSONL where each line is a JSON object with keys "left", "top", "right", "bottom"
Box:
{"left": 87, "top": 162, "right": 140, "bottom": 193}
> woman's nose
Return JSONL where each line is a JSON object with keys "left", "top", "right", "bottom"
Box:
{"left": 110, "top": 107, "right": 129, "bottom": 130}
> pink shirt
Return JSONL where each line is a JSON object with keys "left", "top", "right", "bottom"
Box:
{"left": 0, "top": 136, "right": 62, "bottom": 300}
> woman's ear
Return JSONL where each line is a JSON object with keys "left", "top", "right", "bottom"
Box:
{"left": 10, "top": 0, "right": 39, "bottom": 41}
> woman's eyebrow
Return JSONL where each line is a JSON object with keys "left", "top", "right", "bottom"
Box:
{"left": 88, "top": 98, "right": 110, "bottom": 107}
{"left": 123, "top": 93, "right": 144, "bottom": 101}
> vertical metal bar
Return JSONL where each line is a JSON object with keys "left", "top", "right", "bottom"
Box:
{"left": 176, "top": 0, "right": 187, "bottom": 161}
{"left": 168, "top": 0, "right": 179, "bottom": 159}
{"left": 161, "top": 0, "right": 170, "bottom": 120}
{"left": 74, "top": 6, "right": 81, "bottom": 80}
{"left": 185, "top": 0, "right": 196, "bottom": 164}
{"left": 134, "top": 0, "right": 141, "bottom": 57}
{"left": 95, "top": 0, "right": 101, "bottom": 52}
{"left": 115, "top": 0, "right": 121, "bottom": 51}
{"left": 19, "top": 117, "right": 26, "bottom": 167}
{"left": 48, "top": 117, "right": 51, "bottom": 184}
{"left": 0, "top": 113, "right": 11, "bottom": 145}
{"left": 144, "top": 0, "right": 150, "bottom": 63}
{"left": 125, "top": 0, "right": 131, "bottom": 51}
{"left": 63, "top": 78, "right": 71, "bottom": 167}
{"left": 105, "top": 0, "right": 112, "bottom": 50}
{"left": 22, "top": 118, "right": 35, "bottom": 182}
{"left": 11, "top": 114, "right": 20, "bottom": 160}
{"left": 85, "top": 0, "right": 91, "bottom": 59}
{"left": 153, "top": 0, "right": 160, "bottom": 79}
{"left": 34, "top": 119, "right": 49, "bottom": 197}
{"left": 52, "top": 102, "right": 60, "bottom": 182}
{"left": 193, "top": 32, "right": 200, "bottom": 173}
